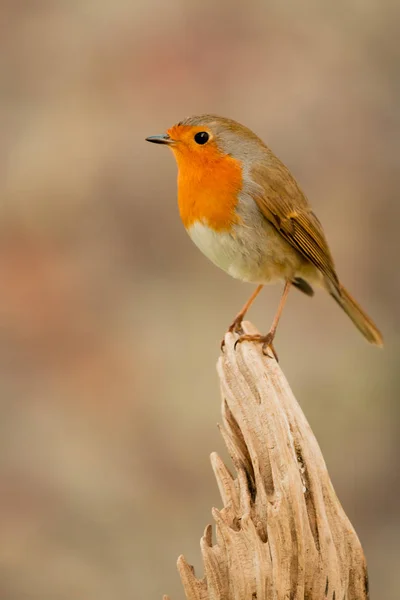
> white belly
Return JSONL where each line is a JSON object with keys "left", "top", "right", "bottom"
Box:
{"left": 187, "top": 220, "right": 303, "bottom": 284}
{"left": 188, "top": 222, "right": 235, "bottom": 274}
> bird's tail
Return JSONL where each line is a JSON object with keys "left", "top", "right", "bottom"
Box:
{"left": 330, "top": 284, "right": 383, "bottom": 347}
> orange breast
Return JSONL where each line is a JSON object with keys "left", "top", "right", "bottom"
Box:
{"left": 174, "top": 147, "right": 243, "bottom": 232}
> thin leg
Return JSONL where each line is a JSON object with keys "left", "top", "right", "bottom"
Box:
{"left": 221, "top": 285, "right": 263, "bottom": 351}
{"left": 267, "top": 280, "right": 291, "bottom": 339}
{"left": 234, "top": 281, "right": 292, "bottom": 361}
{"left": 229, "top": 284, "right": 264, "bottom": 332}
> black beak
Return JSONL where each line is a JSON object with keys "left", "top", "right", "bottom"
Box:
{"left": 145, "top": 134, "right": 174, "bottom": 145}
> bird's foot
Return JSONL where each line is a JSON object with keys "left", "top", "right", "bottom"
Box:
{"left": 234, "top": 332, "right": 279, "bottom": 362}
{"left": 220, "top": 316, "right": 245, "bottom": 351}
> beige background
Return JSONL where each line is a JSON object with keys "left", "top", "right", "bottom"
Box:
{"left": 0, "top": 1, "right": 399, "bottom": 598}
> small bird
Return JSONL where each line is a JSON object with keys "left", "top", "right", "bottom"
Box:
{"left": 146, "top": 115, "right": 383, "bottom": 357}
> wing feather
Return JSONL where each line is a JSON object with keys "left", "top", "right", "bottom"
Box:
{"left": 250, "top": 160, "right": 339, "bottom": 287}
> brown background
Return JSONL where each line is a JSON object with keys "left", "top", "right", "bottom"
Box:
{"left": 0, "top": 1, "right": 399, "bottom": 598}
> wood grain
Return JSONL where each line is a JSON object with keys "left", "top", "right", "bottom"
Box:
{"left": 165, "top": 322, "right": 369, "bottom": 600}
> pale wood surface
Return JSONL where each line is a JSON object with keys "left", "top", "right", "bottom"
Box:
{"left": 164, "top": 321, "right": 369, "bottom": 600}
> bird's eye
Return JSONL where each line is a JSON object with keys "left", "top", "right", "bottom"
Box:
{"left": 194, "top": 131, "right": 209, "bottom": 145}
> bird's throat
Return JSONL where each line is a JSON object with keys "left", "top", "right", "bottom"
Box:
{"left": 176, "top": 153, "right": 243, "bottom": 232}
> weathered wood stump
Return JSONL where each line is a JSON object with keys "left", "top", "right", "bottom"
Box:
{"left": 164, "top": 322, "right": 369, "bottom": 600}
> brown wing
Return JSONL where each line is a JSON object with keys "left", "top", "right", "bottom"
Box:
{"left": 251, "top": 160, "right": 339, "bottom": 288}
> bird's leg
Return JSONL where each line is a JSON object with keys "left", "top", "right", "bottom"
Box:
{"left": 228, "top": 284, "right": 264, "bottom": 332}
{"left": 221, "top": 285, "right": 263, "bottom": 350}
{"left": 234, "top": 281, "right": 292, "bottom": 361}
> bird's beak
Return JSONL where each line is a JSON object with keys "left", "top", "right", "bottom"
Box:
{"left": 145, "top": 134, "right": 175, "bottom": 145}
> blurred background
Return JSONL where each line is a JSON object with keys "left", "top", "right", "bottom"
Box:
{"left": 0, "top": 0, "right": 399, "bottom": 598}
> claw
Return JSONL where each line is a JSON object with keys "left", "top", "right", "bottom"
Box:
{"left": 228, "top": 317, "right": 244, "bottom": 335}
{"left": 221, "top": 316, "right": 245, "bottom": 352}
{"left": 233, "top": 332, "right": 279, "bottom": 361}
{"left": 262, "top": 340, "right": 279, "bottom": 361}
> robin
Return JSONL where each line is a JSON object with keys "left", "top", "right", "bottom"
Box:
{"left": 146, "top": 115, "right": 383, "bottom": 358}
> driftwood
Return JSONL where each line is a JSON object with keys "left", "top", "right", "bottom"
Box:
{"left": 164, "top": 321, "right": 369, "bottom": 600}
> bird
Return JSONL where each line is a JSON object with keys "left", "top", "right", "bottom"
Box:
{"left": 146, "top": 115, "right": 383, "bottom": 358}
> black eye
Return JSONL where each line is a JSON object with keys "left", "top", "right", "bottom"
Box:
{"left": 194, "top": 131, "right": 209, "bottom": 145}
